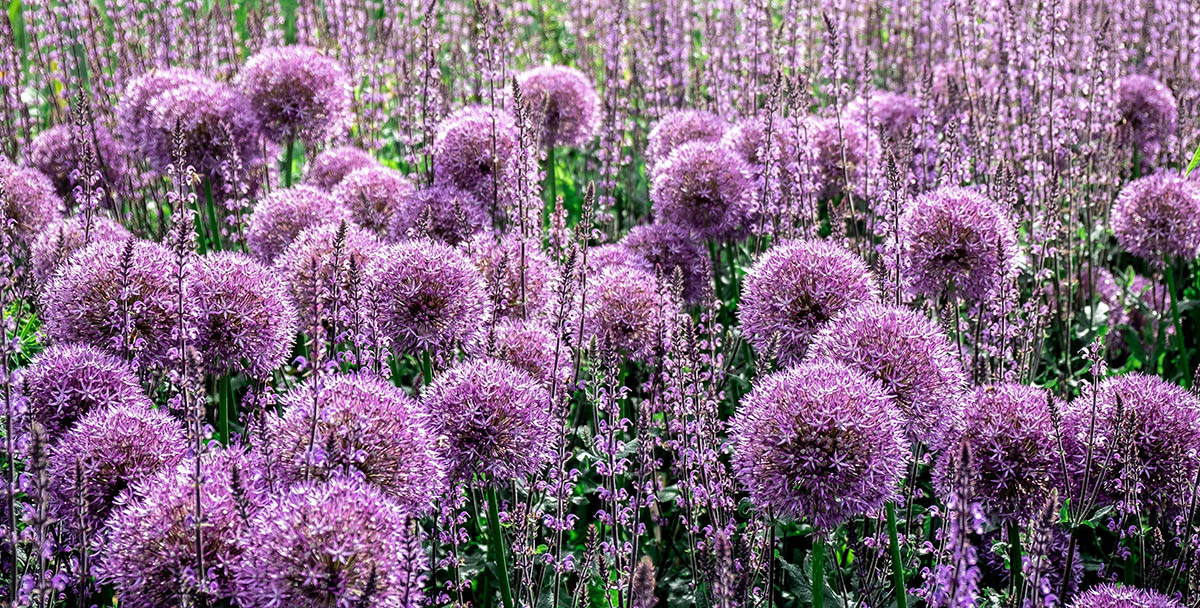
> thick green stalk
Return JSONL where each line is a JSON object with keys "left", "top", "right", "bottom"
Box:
{"left": 217, "top": 374, "right": 232, "bottom": 444}
{"left": 486, "top": 484, "right": 514, "bottom": 608}
{"left": 886, "top": 502, "right": 908, "bottom": 608}
{"left": 283, "top": 136, "right": 296, "bottom": 188}
{"left": 811, "top": 536, "right": 825, "bottom": 608}
{"left": 421, "top": 350, "right": 434, "bottom": 386}
{"left": 1166, "top": 262, "right": 1192, "bottom": 388}
{"left": 1008, "top": 521, "right": 1023, "bottom": 601}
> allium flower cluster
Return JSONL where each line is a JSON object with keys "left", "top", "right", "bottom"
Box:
{"left": 302, "top": 146, "right": 377, "bottom": 190}
{"left": 645, "top": 109, "right": 726, "bottom": 174}
{"left": 649, "top": 141, "right": 753, "bottom": 241}
{"left": 388, "top": 184, "right": 488, "bottom": 245}
{"left": 801, "top": 116, "right": 881, "bottom": 200}
{"left": 1070, "top": 585, "right": 1183, "bottom": 608}
{"left": 807, "top": 302, "right": 964, "bottom": 447}
{"left": 423, "top": 358, "right": 555, "bottom": 483}
{"left": 1115, "top": 75, "right": 1178, "bottom": 159}
{"left": 466, "top": 232, "right": 560, "bottom": 319}
{"left": 898, "top": 185, "right": 1018, "bottom": 301}
{"left": 30, "top": 215, "right": 131, "bottom": 284}
{"left": 516, "top": 65, "right": 601, "bottom": 148}
{"left": 144, "top": 81, "right": 264, "bottom": 176}
{"left": 20, "top": 343, "right": 150, "bottom": 438}
{"left": 0, "top": 159, "right": 64, "bottom": 244}
{"left": 246, "top": 184, "right": 352, "bottom": 262}
{"left": 236, "top": 45, "right": 353, "bottom": 144}
{"left": 27, "top": 123, "right": 126, "bottom": 197}
{"left": 739, "top": 239, "right": 879, "bottom": 364}
{"left": 844, "top": 91, "right": 923, "bottom": 141}
{"left": 492, "top": 317, "right": 572, "bottom": 390}
{"left": 583, "top": 265, "right": 674, "bottom": 361}
{"left": 623, "top": 223, "right": 713, "bottom": 303}
{"left": 333, "top": 165, "right": 416, "bottom": 234}
{"left": 433, "top": 106, "right": 520, "bottom": 205}
{"left": 1111, "top": 173, "right": 1200, "bottom": 263}
{"left": 232, "top": 478, "right": 426, "bottom": 608}
{"left": 194, "top": 252, "right": 298, "bottom": 377}
{"left": 116, "top": 67, "right": 207, "bottom": 148}
{"left": 274, "top": 222, "right": 383, "bottom": 330}
{"left": 265, "top": 373, "right": 444, "bottom": 514}
{"left": 729, "top": 359, "right": 909, "bottom": 529}
{"left": 586, "top": 243, "right": 651, "bottom": 275}
{"left": 367, "top": 238, "right": 490, "bottom": 358}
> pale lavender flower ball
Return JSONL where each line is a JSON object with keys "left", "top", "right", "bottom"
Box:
{"left": 20, "top": 343, "right": 150, "bottom": 438}
{"left": 650, "top": 141, "right": 753, "bottom": 241}
{"left": 932, "top": 383, "right": 1062, "bottom": 524}
{"left": 27, "top": 123, "right": 126, "bottom": 197}
{"left": 585, "top": 243, "right": 652, "bottom": 275}
{"left": 387, "top": 184, "right": 488, "bottom": 246}
{"left": 332, "top": 165, "right": 417, "bottom": 234}
{"left": 116, "top": 67, "right": 207, "bottom": 148}
{"left": 274, "top": 222, "right": 384, "bottom": 330}
{"left": 236, "top": 45, "right": 352, "bottom": 144}
{"left": 730, "top": 359, "right": 909, "bottom": 528}
{"left": 899, "top": 185, "right": 1018, "bottom": 301}
{"left": 194, "top": 252, "right": 298, "bottom": 377}
{"left": 492, "top": 317, "right": 572, "bottom": 390}
{"left": 1112, "top": 173, "right": 1200, "bottom": 263}
{"left": 583, "top": 265, "right": 674, "bottom": 361}
{"left": 807, "top": 302, "right": 965, "bottom": 448}
{"left": 466, "top": 232, "right": 560, "bottom": 320}
{"left": 739, "top": 239, "right": 880, "bottom": 365}
{"left": 29, "top": 215, "right": 131, "bottom": 284}
{"left": 48, "top": 402, "right": 187, "bottom": 533}
{"left": 41, "top": 239, "right": 191, "bottom": 370}
{"left": 366, "top": 239, "right": 490, "bottom": 359}
{"left": 265, "top": 373, "right": 444, "bottom": 514}
{"left": 646, "top": 109, "right": 726, "bottom": 174}
{"left": 423, "top": 358, "right": 555, "bottom": 483}
{"left": 801, "top": 116, "right": 881, "bottom": 200}
{"left": 433, "top": 106, "right": 520, "bottom": 205}
{"left": 1116, "top": 75, "right": 1178, "bottom": 159}
{"left": 0, "top": 159, "right": 64, "bottom": 244}
{"left": 98, "top": 445, "right": 269, "bottom": 607}
{"left": 516, "top": 65, "right": 601, "bottom": 148}
{"left": 720, "top": 116, "right": 799, "bottom": 171}
{"left": 1070, "top": 585, "right": 1183, "bottom": 608}
{"left": 144, "top": 81, "right": 264, "bottom": 176}
{"left": 302, "top": 146, "right": 377, "bottom": 190}
{"left": 232, "top": 478, "right": 426, "bottom": 608}
{"left": 246, "top": 184, "right": 352, "bottom": 262}
{"left": 624, "top": 223, "right": 713, "bottom": 304}
{"left": 845, "top": 92, "right": 923, "bottom": 141}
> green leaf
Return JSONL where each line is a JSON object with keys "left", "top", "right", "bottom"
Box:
{"left": 1187, "top": 140, "right": 1200, "bottom": 177}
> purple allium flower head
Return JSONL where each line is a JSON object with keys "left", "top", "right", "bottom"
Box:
{"left": 583, "top": 265, "right": 675, "bottom": 361}
{"left": 20, "top": 343, "right": 150, "bottom": 438}
{"left": 650, "top": 141, "right": 753, "bottom": 241}
{"left": 232, "top": 477, "right": 426, "bottom": 608}
{"left": 41, "top": 239, "right": 192, "bottom": 370}
{"left": 332, "top": 165, "right": 417, "bottom": 234}
{"left": 48, "top": 402, "right": 187, "bottom": 532}
{"left": 236, "top": 45, "right": 352, "bottom": 144}
{"left": 246, "top": 184, "right": 351, "bottom": 262}
{"left": 624, "top": 223, "right": 713, "bottom": 304}
{"left": 801, "top": 116, "right": 881, "bottom": 200}
{"left": 423, "top": 358, "right": 555, "bottom": 483}
{"left": 194, "top": 252, "right": 298, "bottom": 377}
{"left": 388, "top": 184, "right": 489, "bottom": 246}
{"left": 492, "top": 317, "right": 572, "bottom": 390}
{"left": 1115, "top": 75, "right": 1178, "bottom": 159}
{"left": 645, "top": 109, "right": 726, "bottom": 175}
{"left": 302, "top": 145, "right": 377, "bottom": 190}
{"left": 27, "top": 123, "right": 126, "bottom": 197}
{"left": 30, "top": 215, "right": 131, "bottom": 284}
{"left": 144, "top": 81, "right": 263, "bottom": 176}
{"left": 265, "top": 373, "right": 444, "bottom": 513}
{"left": 739, "top": 239, "right": 880, "bottom": 365}
{"left": 1070, "top": 585, "right": 1183, "bottom": 608}
{"left": 729, "top": 359, "right": 909, "bottom": 528}
{"left": 1111, "top": 173, "right": 1200, "bottom": 263}
{"left": 0, "top": 159, "right": 64, "bottom": 244}
{"left": 844, "top": 92, "right": 923, "bottom": 141}
{"left": 274, "top": 221, "right": 384, "bottom": 329}
{"left": 898, "top": 185, "right": 1018, "bottom": 301}
{"left": 720, "top": 116, "right": 801, "bottom": 176}
{"left": 516, "top": 65, "right": 601, "bottom": 148}
{"left": 585, "top": 243, "right": 652, "bottom": 274}
{"left": 433, "top": 106, "right": 520, "bottom": 205}
{"left": 366, "top": 239, "right": 490, "bottom": 359}
{"left": 116, "top": 67, "right": 207, "bottom": 147}
{"left": 1063, "top": 373, "right": 1200, "bottom": 517}
{"left": 932, "top": 383, "right": 1062, "bottom": 524}
{"left": 807, "top": 302, "right": 965, "bottom": 448}
{"left": 99, "top": 445, "right": 269, "bottom": 607}
{"left": 466, "top": 232, "right": 560, "bottom": 320}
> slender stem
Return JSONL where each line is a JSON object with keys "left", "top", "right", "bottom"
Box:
{"left": 486, "top": 483, "right": 515, "bottom": 608}
{"left": 283, "top": 135, "right": 296, "bottom": 188}
{"left": 811, "top": 534, "right": 825, "bottom": 608}
{"left": 545, "top": 145, "right": 558, "bottom": 219}
{"left": 421, "top": 350, "right": 434, "bottom": 387}
{"left": 1008, "top": 520, "right": 1023, "bottom": 601}
{"left": 885, "top": 502, "right": 908, "bottom": 608}
{"left": 1165, "top": 261, "right": 1192, "bottom": 388}
{"left": 204, "top": 179, "right": 222, "bottom": 252}
{"left": 217, "top": 374, "right": 231, "bottom": 444}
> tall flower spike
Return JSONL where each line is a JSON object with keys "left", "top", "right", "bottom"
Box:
{"left": 516, "top": 65, "right": 601, "bottom": 148}
{"left": 19, "top": 343, "right": 151, "bottom": 438}
{"left": 332, "top": 165, "right": 417, "bottom": 234}
{"left": 302, "top": 146, "right": 378, "bottom": 190}
{"left": 236, "top": 45, "right": 353, "bottom": 144}
{"left": 649, "top": 141, "right": 753, "bottom": 241}
{"left": 246, "top": 184, "right": 352, "bottom": 263}
{"left": 193, "top": 252, "right": 298, "bottom": 377}
{"left": 1111, "top": 173, "right": 1200, "bottom": 264}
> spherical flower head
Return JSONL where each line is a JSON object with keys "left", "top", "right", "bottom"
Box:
{"left": 646, "top": 109, "right": 726, "bottom": 175}
{"left": 1070, "top": 585, "right": 1183, "bottom": 608}
{"left": 302, "top": 146, "right": 377, "bottom": 190}
{"left": 246, "top": 184, "right": 351, "bottom": 262}
{"left": 516, "top": 65, "right": 601, "bottom": 148}
{"left": 583, "top": 265, "right": 675, "bottom": 361}
{"left": 932, "top": 383, "right": 1062, "bottom": 524}
{"left": 236, "top": 45, "right": 352, "bottom": 144}
{"left": 1116, "top": 75, "right": 1177, "bottom": 158}
{"left": 807, "top": 302, "right": 965, "bottom": 448}
{"left": 0, "top": 159, "right": 64, "bottom": 244}
{"left": 845, "top": 92, "right": 922, "bottom": 141}
{"left": 333, "top": 165, "right": 417, "bottom": 234}
{"left": 232, "top": 477, "right": 426, "bottom": 608}
{"left": 41, "top": 239, "right": 192, "bottom": 370}
{"left": 423, "top": 358, "right": 555, "bottom": 484}
{"left": 492, "top": 317, "right": 572, "bottom": 390}
{"left": 265, "top": 373, "right": 444, "bottom": 513}
{"left": 465, "top": 233, "right": 560, "bottom": 320}
{"left": 30, "top": 215, "right": 131, "bottom": 284}
{"left": 116, "top": 67, "right": 207, "bottom": 148}
{"left": 433, "top": 106, "right": 520, "bottom": 205}
{"left": 274, "top": 222, "right": 384, "bottom": 330}
{"left": 388, "top": 184, "right": 488, "bottom": 246}
{"left": 366, "top": 238, "right": 490, "bottom": 359}
{"left": 624, "top": 223, "right": 713, "bottom": 304}
{"left": 48, "top": 402, "right": 188, "bottom": 533}
{"left": 801, "top": 116, "right": 881, "bottom": 200}
{"left": 145, "top": 81, "right": 264, "bottom": 176}
{"left": 898, "top": 185, "right": 1018, "bottom": 301}
{"left": 98, "top": 445, "right": 269, "bottom": 607}
{"left": 1112, "top": 173, "right": 1200, "bottom": 264}
{"left": 585, "top": 243, "right": 652, "bottom": 275}
{"left": 739, "top": 239, "right": 880, "bottom": 365}
{"left": 27, "top": 123, "right": 126, "bottom": 197}
{"left": 1063, "top": 373, "right": 1200, "bottom": 517}
{"left": 720, "top": 116, "right": 801, "bottom": 175}
{"left": 650, "top": 141, "right": 753, "bottom": 241}
{"left": 729, "top": 359, "right": 909, "bottom": 528}
{"left": 194, "top": 252, "right": 298, "bottom": 377}
{"left": 20, "top": 343, "right": 150, "bottom": 438}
